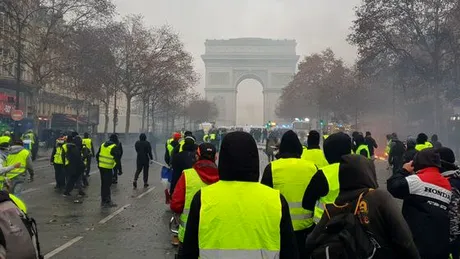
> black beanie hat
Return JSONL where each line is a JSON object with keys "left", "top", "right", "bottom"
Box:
{"left": 279, "top": 130, "right": 303, "bottom": 157}
{"left": 324, "top": 132, "right": 352, "bottom": 164}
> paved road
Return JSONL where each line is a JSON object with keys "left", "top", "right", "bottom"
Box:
{"left": 21, "top": 145, "right": 391, "bottom": 259}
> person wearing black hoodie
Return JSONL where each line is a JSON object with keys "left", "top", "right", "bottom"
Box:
{"left": 96, "top": 134, "right": 122, "bottom": 207}
{"left": 403, "top": 138, "right": 418, "bottom": 164}
{"left": 389, "top": 134, "right": 406, "bottom": 174}
{"left": 301, "top": 130, "right": 328, "bottom": 168}
{"left": 170, "top": 137, "right": 197, "bottom": 196}
{"left": 439, "top": 147, "right": 460, "bottom": 259}
{"left": 388, "top": 149, "right": 452, "bottom": 259}
{"left": 62, "top": 135, "right": 85, "bottom": 197}
{"left": 415, "top": 133, "right": 433, "bottom": 151}
{"left": 182, "top": 131, "right": 298, "bottom": 259}
{"left": 261, "top": 130, "right": 317, "bottom": 258}
{"left": 133, "top": 133, "right": 153, "bottom": 189}
{"left": 302, "top": 132, "right": 355, "bottom": 224}
{"left": 305, "top": 141, "right": 420, "bottom": 258}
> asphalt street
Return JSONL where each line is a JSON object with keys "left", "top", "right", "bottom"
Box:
{"left": 19, "top": 145, "right": 392, "bottom": 259}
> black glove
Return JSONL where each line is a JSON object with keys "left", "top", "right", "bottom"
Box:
{"left": 118, "top": 171, "right": 123, "bottom": 176}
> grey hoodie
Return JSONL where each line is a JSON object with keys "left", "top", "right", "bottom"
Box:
{"left": 9, "top": 145, "right": 34, "bottom": 176}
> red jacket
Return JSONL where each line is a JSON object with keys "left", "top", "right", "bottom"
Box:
{"left": 170, "top": 160, "right": 219, "bottom": 213}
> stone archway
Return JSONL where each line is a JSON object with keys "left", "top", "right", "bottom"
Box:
{"left": 202, "top": 38, "right": 299, "bottom": 126}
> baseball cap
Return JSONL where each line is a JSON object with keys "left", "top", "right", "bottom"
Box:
{"left": 198, "top": 143, "right": 217, "bottom": 160}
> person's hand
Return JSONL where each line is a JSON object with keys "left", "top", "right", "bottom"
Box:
{"left": 118, "top": 171, "right": 123, "bottom": 176}
{"left": 150, "top": 160, "right": 154, "bottom": 165}
{"left": 403, "top": 161, "right": 414, "bottom": 174}
{"left": 14, "top": 163, "right": 21, "bottom": 169}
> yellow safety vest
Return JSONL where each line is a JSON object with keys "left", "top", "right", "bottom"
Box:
{"left": 82, "top": 138, "right": 93, "bottom": 153}
{"left": 199, "top": 181, "right": 281, "bottom": 259}
{"left": 356, "top": 145, "right": 371, "bottom": 159}
{"left": 9, "top": 193, "right": 27, "bottom": 213}
{"left": 62, "top": 144, "right": 71, "bottom": 166}
{"left": 166, "top": 138, "right": 174, "bottom": 157}
{"left": 203, "top": 135, "right": 209, "bottom": 143}
{"left": 98, "top": 143, "right": 116, "bottom": 169}
{"left": 323, "top": 134, "right": 329, "bottom": 140}
{"left": 179, "top": 140, "right": 185, "bottom": 153}
{"left": 385, "top": 140, "right": 391, "bottom": 155}
{"left": 313, "top": 163, "right": 340, "bottom": 224}
{"left": 53, "top": 146, "right": 64, "bottom": 165}
{"left": 178, "top": 168, "right": 209, "bottom": 242}
{"left": 210, "top": 134, "right": 216, "bottom": 140}
{"left": 0, "top": 136, "right": 11, "bottom": 145}
{"left": 415, "top": 142, "right": 433, "bottom": 151}
{"left": 3, "top": 148, "right": 29, "bottom": 180}
{"left": 272, "top": 158, "right": 317, "bottom": 231}
{"left": 301, "top": 147, "right": 329, "bottom": 168}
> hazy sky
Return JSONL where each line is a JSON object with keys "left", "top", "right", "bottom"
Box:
{"left": 114, "top": 0, "right": 361, "bottom": 125}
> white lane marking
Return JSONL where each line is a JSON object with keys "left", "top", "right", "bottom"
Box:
{"left": 44, "top": 236, "right": 83, "bottom": 259}
{"left": 22, "top": 188, "right": 38, "bottom": 194}
{"left": 98, "top": 204, "right": 131, "bottom": 224}
{"left": 136, "top": 187, "right": 156, "bottom": 199}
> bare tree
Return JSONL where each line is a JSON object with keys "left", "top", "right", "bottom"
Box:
{"left": 0, "top": 0, "right": 114, "bottom": 133}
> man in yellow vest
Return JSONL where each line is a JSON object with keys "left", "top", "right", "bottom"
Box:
{"left": 302, "top": 132, "right": 353, "bottom": 225}
{"left": 182, "top": 131, "right": 299, "bottom": 258}
{"left": 301, "top": 130, "right": 329, "bottom": 168}
{"left": 96, "top": 134, "right": 122, "bottom": 207}
{"left": 261, "top": 130, "right": 318, "bottom": 257}
{"left": 415, "top": 133, "right": 433, "bottom": 151}
{"left": 21, "top": 130, "right": 37, "bottom": 161}
{"left": 4, "top": 140, "right": 34, "bottom": 194}
{"left": 82, "top": 133, "right": 95, "bottom": 177}
{"left": 170, "top": 143, "right": 219, "bottom": 255}
{"left": 62, "top": 135, "right": 86, "bottom": 198}
{"left": 0, "top": 143, "right": 21, "bottom": 191}
{"left": 172, "top": 131, "right": 194, "bottom": 157}
{"left": 354, "top": 134, "right": 371, "bottom": 159}
{"left": 50, "top": 136, "right": 66, "bottom": 190}
{"left": 165, "top": 132, "right": 181, "bottom": 166}
{"left": 0, "top": 131, "right": 11, "bottom": 146}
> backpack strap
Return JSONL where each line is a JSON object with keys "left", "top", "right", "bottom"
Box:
{"left": 324, "top": 188, "right": 375, "bottom": 219}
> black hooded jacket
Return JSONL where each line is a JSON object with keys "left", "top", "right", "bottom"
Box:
{"left": 261, "top": 130, "right": 303, "bottom": 187}
{"left": 170, "top": 139, "right": 197, "bottom": 195}
{"left": 305, "top": 155, "right": 420, "bottom": 259}
{"left": 387, "top": 149, "right": 451, "bottom": 259}
{"left": 135, "top": 133, "right": 153, "bottom": 164}
{"left": 302, "top": 132, "right": 354, "bottom": 211}
{"left": 182, "top": 132, "right": 298, "bottom": 259}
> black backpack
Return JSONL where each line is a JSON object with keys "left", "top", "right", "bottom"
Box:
{"left": 310, "top": 189, "right": 380, "bottom": 259}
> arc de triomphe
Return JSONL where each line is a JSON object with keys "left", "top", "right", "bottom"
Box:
{"left": 202, "top": 38, "right": 299, "bottom": 126}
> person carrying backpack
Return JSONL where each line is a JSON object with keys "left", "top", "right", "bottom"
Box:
{"left": 0, "top": 190, "right": 43, "bottom": 259}
{"left": 388, "top": 148, "right": 451, "bottom": 259}
{"left": 305, "top": 142, "right": 420, "bottom": 258}
{"left": 439, "top": 147, "right": 460, "bottom": 259}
